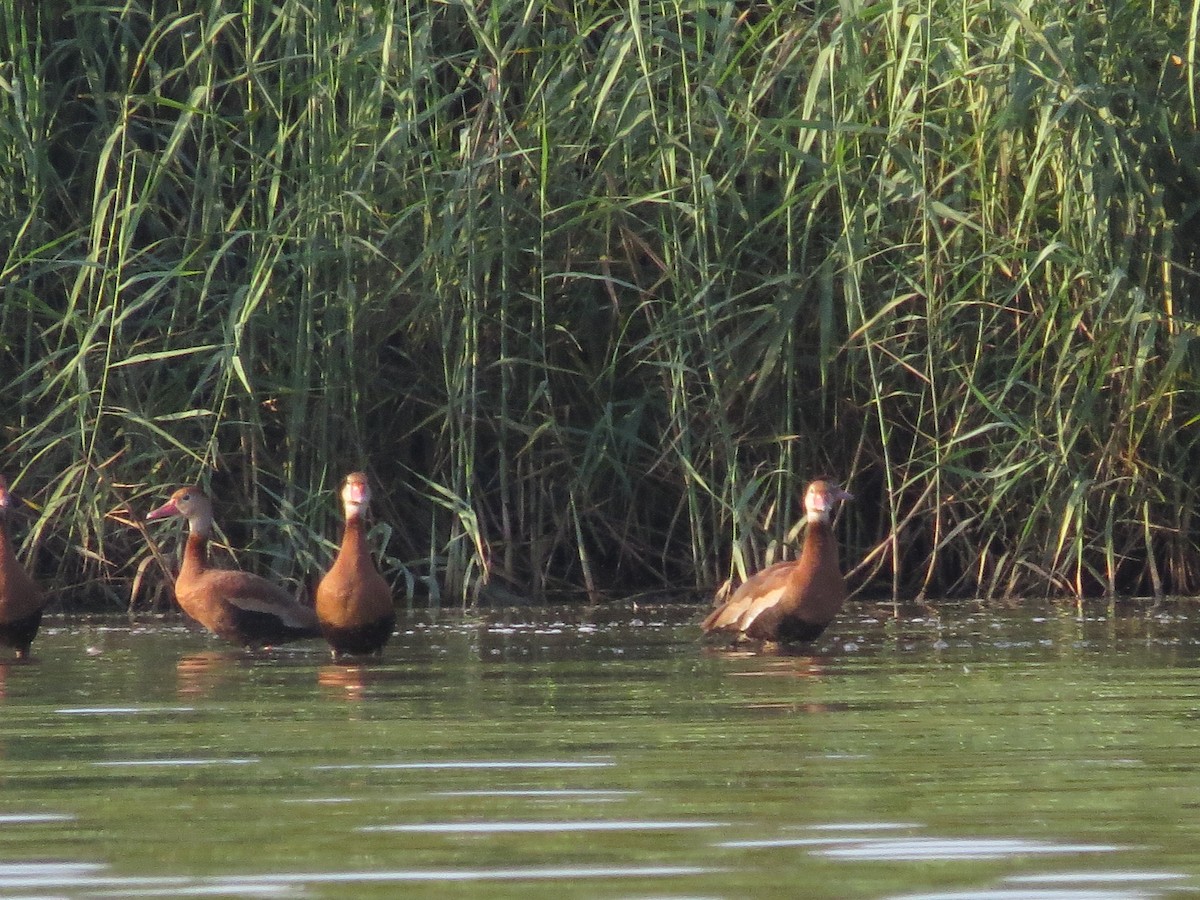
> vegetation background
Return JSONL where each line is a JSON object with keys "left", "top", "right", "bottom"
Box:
{"left": 2, "top": 0, "right": 1198, "bottom": 609}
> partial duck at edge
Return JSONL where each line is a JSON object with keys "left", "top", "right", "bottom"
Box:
{"left": 0, "top": 476, "right": 46, "bottom": 660}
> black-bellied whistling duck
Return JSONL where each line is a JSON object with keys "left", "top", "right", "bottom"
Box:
{"left": 145, "top": 486, "right": 319, "bottom": 648}
{"left": 315, "top": 472, "right": 395, "bottom": 658}
{"left": 702, "top": 479, "right": 853, "bottom": 644}
{"left": 0, "top": 476, "right": 46, "bottom": 660}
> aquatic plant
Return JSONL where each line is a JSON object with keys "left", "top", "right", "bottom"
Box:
{"left": 1, "top": 0, "right": 1197, "bottom": 604}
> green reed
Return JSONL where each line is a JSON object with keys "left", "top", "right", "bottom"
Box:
{"left": 1, "top": 0, "right": 1197, "bottom": 606}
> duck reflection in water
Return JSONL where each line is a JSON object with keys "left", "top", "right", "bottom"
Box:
{"left": 712, "top": 653, "right": 851, "bottom": 714}
{"left": 317, "top": 663, "right": 370, "bottom": 701}
{"left": 176, "top": 651, "right": 240, "bottom": 698}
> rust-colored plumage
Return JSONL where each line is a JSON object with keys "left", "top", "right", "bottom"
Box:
{"left": 316, "top": 473, "right": 395, "bottom": 658}
{"left": 703, "top": 480, "right": 853, "bottom": 644}
{"left": 0, "top": 476, "right": 46, "bottom": 659}
{"left": 145, "top": 487, "right": 319, "bottom": 648}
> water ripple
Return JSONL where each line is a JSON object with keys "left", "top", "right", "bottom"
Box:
{"left": 429, "top": 789, "right": 637, "bottom": 798}
{"left": 56, "top": 706, "right": 196, "bottom": 716}
{"left": 93, "top": 758, "right": 259, "bottom": 767}
{"left": 362, "top": 819, "right": 728, "bottom": 833}
{"left": 209, "top": 865, "right": 720, "bottom": 884}
{"left": 720, "top": 826, "right": 1130, "bottom": 866}
{"left": 315, "top": 759, "right": 613, "bottom": 770}
{"left": 1006, "top": 873, "right": 1189, "bottom": 885}
{"left": 719, "top": 837, "right": 859, "bottom": 848}
{"left": 0, "top": 860, "right": 717, "bottom": 894}
{"left": 816, "top": 837, "right": 1123, "bottom": 861}
{"left": 0, "top": 814, "right": 75, "bottom": 824}
{"left": 891, "top": 890, "right": 1169, "bottom": 900}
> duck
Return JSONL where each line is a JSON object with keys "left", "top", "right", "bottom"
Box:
{"left": 145, "top": 486, "right": 320, "bottom": 648}
{"left": 315, "top": 472, "right": 395, "bottom": 658}
{"left": 0, "top": 476, "right": 46, "bottom": 660}
{"left": 702, "top": 479, "right": 853, "bottom": 644}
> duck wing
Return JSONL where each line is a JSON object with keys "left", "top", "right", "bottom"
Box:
{"left": 702, "top": 562, "right": 794, "bottom": 635}
{"left": 190, "top": 569, "right": 319, "bottom": 631}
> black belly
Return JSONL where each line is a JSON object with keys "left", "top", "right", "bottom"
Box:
{"left": 221, "top": 607, "right": 320, "bottom": 648}
{"left": 773, "top": 616, "right": 829, "bottom": 643}
{"left": 321, "top": 613, "right": 397, "bottom": 656}
{"left": 0, "top": 609, "right": 43, "bottom": 657}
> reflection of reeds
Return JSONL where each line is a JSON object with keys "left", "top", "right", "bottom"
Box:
{"left": 1, "top": 2, "right": 1196, "bottom": 604}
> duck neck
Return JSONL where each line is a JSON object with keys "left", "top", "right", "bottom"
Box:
{"left": 338, "top": 514, "right": 371, "bottom": 565}
{"left": 799, "top": 518, "right": 838, "bottom": 569}
{"left": 180, "top": 530, "right": 208, "bottom": 578}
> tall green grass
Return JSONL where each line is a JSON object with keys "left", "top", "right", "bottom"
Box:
{"left": 1, "top": 0, "right": 1197, "bottom": 606}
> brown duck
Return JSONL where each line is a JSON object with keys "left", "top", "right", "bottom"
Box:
{"left": 145, "top": 486, "right": 320, "bottom": 648}
{"left": 0, "top": 476, "right": 47, "bottom": 659}
{"left": 703, "top": 479, "right": 853, "bottom": 643}
{"left": 315, "top": 472, "right": 395, "bottom": 658}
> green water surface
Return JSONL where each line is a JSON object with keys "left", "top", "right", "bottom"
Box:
{"left": 0, "top": 602, "right": 1197, "bottom": 899}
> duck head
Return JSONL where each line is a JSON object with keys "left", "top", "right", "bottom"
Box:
{"left": 340, "top": 472, "right": 373, "bottom": 521}
{"left": 146, "top": 486, "right": 215, "bottom": 535}
{"left": 804, "top": 480, "right": 853, "bottom": 523}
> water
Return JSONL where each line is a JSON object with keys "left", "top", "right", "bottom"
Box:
{"left": 0, "top": 602, "right": 1198, "bottom": 898}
